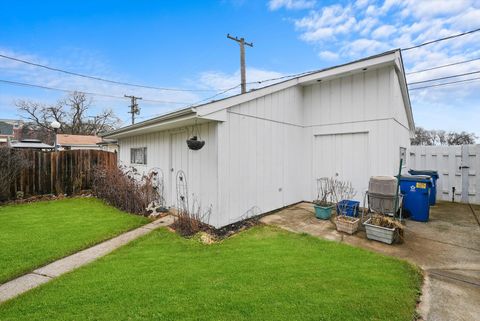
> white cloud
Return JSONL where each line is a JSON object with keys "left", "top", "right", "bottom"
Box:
{"left": 268, "top": 0, "right": 316, "bottom": 11}
{"left": 341, "top": 38, "right": 390, "bottom": 56}
{"left": 294, "top": 4, "right": 357, "bottom": 42}
{"left": 318, "top": 50, "right": 339, "bottom": 61}
{"left": 371, "top": 24, "right": 396, "bottom": 39}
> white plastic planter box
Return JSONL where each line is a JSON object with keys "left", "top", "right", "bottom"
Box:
{"left": 364, "top": 218, "right": 396, "bottom": 244}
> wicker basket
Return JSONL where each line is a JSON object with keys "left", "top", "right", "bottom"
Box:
{"left": 335, "top": 216, "right": 360, "bottom": 234}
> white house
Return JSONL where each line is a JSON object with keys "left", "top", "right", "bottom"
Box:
{"left": 104, "top": 49, "right": 414, "bottom": 228}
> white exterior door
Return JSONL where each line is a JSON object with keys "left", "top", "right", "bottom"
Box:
{"left": 313, "top": 132, "right": 369, "bottom": 201}
{"left": 170, "top": 131, "right": 189, "bottom": 207}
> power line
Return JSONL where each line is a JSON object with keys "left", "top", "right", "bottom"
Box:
{"left": 409, "top": 76, "right": 480, "bottom": 90}
{"left": 187, "top": 84, "right": 242, "bottom": 107}
{"left": 246, "top": 71, "right": 312, "bottom": 85}
{"left": 406, "top": 57, "right": 480, "bottom": 75}
{"left": 408, "top": 70, "right": 480, "bottom": 85}
{"left": 0, "top": 53, "right": 221, "bottom": 92}
{"left": 0, "top": 79, "right": 189, "bottom": 104}
{"left": 402, "top": 27, "right": 480, "bottom": 51}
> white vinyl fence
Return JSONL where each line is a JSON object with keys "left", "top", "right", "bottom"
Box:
{"left": 409, "top": 145, "right": 480, "bottom": 204}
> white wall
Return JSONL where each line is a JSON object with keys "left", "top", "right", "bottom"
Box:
{"left": 303, "top": 66, "right": 411, "bottom": 201}
{"left": 117, "top": 122, "right": 219, "bottom": 224}
{"left": 215, "top": 66, "right": 410, "bottom": 226}
{"left": 116, "top": 65, "right": 412, "bottom": 228}
{"left": 215, "top": 86, "right": 307, "bottom": 227}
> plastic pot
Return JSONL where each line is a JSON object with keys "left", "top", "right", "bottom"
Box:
{"left": 314, "top": 204, "right": 333, "bottom": 220}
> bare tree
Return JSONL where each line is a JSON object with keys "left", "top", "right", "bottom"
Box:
{"left": 16, "top": 92, "right": 121, "bottom": 137}
{"left": 411, "top": 127, "right": 477, "bottom": 146}
{"left": 446, "top": 131, "right": 477, "bottom": 145}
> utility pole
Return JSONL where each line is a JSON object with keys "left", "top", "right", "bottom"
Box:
{"left": 124, "top": 95, "right": 142, "bottom": 125}
{"left": 227, "top": 34, "right": 253, "bottom": 94}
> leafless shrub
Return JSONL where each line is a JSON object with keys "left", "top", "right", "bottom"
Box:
{"left": 170, "top": 170, "right": 212, "bottom": 236}
{"left": 314, "top": 177, "right": 339, "bottom": 206}
{"left": 172, "top": 196, "right": 212, "bottom": 237}
{"left": 0, "top": 148, "right": 30, "bottom": 201}
{"left": 332, "top": 180, "right": 357, "bottom": 216}
{"left": 92, "top": 165, "right": 160, "bottom": 216}
{"left": 314, "top": 177, "right": 357, "bottom": 213}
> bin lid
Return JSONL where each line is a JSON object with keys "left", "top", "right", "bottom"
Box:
{"left": 408, "top": 169, "right": 439, "bottom": 178}
{"left": 400, "top": 174, "right": 432, "bottom": 183}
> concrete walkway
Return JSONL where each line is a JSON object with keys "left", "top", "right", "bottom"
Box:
{"left": 0, "top": 215, "right": 174, "bottom": 304}
{"left": 260, "top": 202, "right": 480, "bottom": 321}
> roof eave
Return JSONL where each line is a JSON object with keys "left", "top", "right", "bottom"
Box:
{"left": 103, "top": 107, "right": 196, "bottom": 139}
{"left": 394, "top": 50, "right": 415, "bottom": 134}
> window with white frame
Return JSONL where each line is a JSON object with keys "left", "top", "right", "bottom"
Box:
{"left": 131, "top": 147, "right": 147, "bottom": 165}
{"left": 399, "top": 147, "right": 407, "bottom": 167}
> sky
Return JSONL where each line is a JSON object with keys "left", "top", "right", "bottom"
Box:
{"left": 1, "top": 0, "right": 479, "bottom": 135}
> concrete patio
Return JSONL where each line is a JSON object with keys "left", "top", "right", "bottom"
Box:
{"left": 260, "top": 201, "right": 480, "bottom": 321}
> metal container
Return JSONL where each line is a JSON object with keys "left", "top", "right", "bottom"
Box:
{"left": 364, "top": 218, "right": 396, "bottom": 244}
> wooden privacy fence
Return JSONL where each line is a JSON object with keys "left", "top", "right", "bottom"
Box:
{"left": 10, "top": 149, "right": 117, "bottom": 198}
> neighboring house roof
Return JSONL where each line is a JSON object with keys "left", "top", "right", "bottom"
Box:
{"left": 104, "top": 49, "right": 414, "bottom": 139}
{"left": 10, "top": 139, "right": 54, "bottom": 149}
{"left": 0, "top": 122, "right": 14, "bottom": 135}
{"left": 57, "top": 134, "right": 102, "bottom": 146}
{"left": 96, "top": 138, "right": 118, "bottom": 146}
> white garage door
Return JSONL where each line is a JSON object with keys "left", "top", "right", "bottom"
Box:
{"left": 313, "top": 132, "right": 369, "bottom": 201}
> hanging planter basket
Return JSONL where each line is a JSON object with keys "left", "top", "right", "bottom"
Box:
{"left": 186, "top": 136, "right": 205, "bottom": 150}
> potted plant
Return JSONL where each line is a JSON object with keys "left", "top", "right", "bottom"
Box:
{"left": 333, "top": 180, "right": 360, "bottom": 234}
{"left": 313, "top": 178, "right": 334, "bottom": 220}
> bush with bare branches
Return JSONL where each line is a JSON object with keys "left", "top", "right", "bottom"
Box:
{"left": 171, "top": 198, "right": 212, "bottom": 237}
{"left": 0, "top": 148, "right": 30, "bottom": 201}
{"left": 91, "top": 166, "right": 160, "bottom": 216}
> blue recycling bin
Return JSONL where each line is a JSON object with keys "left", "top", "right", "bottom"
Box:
{"left": 399, "top": 175, "right": 432, "bottom": 222}
{"left": 408, "top": 169, "right": 439, "bottom": 205}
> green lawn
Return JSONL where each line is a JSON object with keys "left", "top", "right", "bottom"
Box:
{"left": 0, "top": 197, "right": 148, "bottom": 283}
{"left": 0, "top": 226, "right": 421, "bottom": 321}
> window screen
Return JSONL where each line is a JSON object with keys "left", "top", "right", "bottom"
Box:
{"left": 131, "top": 147, "right": 147, "bottom": 164}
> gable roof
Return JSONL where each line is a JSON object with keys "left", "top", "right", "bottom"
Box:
{"left": 105, "top": 49, "right": 414, "bottom": 139}
{"left": 57, "top": 134, "right": 102, "bottom": 146}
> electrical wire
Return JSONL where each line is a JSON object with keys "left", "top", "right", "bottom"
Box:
{"left": 0, "top": 53, "right": 222, "bottom": 92}
{"left": 0, "top": 79, "right": 189, "bottom": 104}
{"left": 406, "top": 57, "right": 480, "bottom": 75}
{"left": 402, "top": 27, "right": 480, "bottom": 51}
{"left": 185, "top": 83, "right": 243, "bottom": 107}
{"left": 409, "top": 76, "right": 480, "bottom": 90}
{"left": 408, "top": 70, "right": 480, "bottom": 85}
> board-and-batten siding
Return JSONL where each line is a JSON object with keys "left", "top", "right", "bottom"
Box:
{"left": 302, "top": 66, "right": 409, "bottom": 201}
{"left": 216, "top": 86, "right": 306, "bottom": 227}
{"left": 116, "top": 65, "right": 411, "bottom": 228}
{"left": 118, "top": 122, "right": 219, "bottom": 225}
